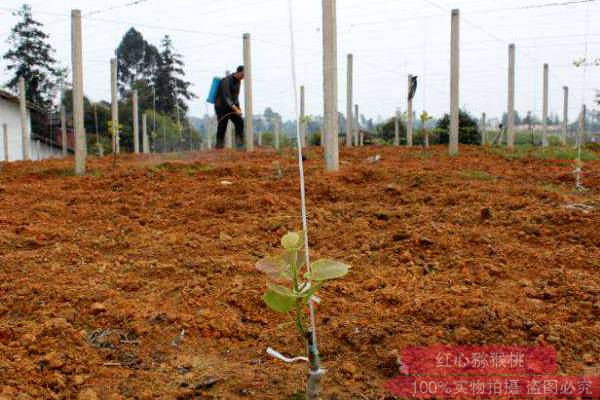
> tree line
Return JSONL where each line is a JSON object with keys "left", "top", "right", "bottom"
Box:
{"left": 2, "top": 4, "right": 197, "bottom": 153}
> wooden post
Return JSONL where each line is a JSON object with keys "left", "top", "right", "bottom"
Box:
{"left": 132, "top": 90, "right": 139, "bottom": 154}
{"left": 111, "top": 58, "right": 119, "bottom": 154}
{"left": 3, "top": 124, "right": 8, "bottom": 161}
{"left": 71, "top": 9, "right": 86, "bottom": 175}
{"left": 542, "top": 63, "right": 549, "bottom": 147}
{"left": 507, "top": 43, "right": 516, "bottom": 149}
{"left": 346, "top": 54, "right": 353, "bottom": 147}
{"left": 243, "top": 33, "right": 254, "bottom": 151}
{"left": 142, "top": 113, "right": 150, "bottom": 154}
{"left": 322, "top": 0, "right": 339, "bottom": 171}
{"left": 394, "top": 109, "right": 400, "bottom": 146}
{"left": 562, "top": 86, "right": 568, "bottom": 145}
{"left": 449, "top": 9, "right": 460, "bottom": 156}
{"left": 300, "top": 85, "right": 306, "bottom": 148}
{"left": 60, "top": 102, "right": 67, "bottom": 157}
{"left": 18, "top": 77, "right": 30, "bottom": 161}
{"left": 407, "top": 75, "right": 414, "bottom": 147}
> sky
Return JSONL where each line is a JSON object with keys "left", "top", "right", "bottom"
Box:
{"left": 0, "top": 0, "right": 599, "bottom": 124}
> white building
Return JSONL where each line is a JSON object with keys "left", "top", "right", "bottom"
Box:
{"left": 0, "top": 90, "right": 63, "bottom": 161}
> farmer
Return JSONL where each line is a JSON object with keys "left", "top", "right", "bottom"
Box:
{"left": 214, "top": 66, "right": 244, "bottom": 149}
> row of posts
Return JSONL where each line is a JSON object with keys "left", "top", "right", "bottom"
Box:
{"left": 8, "top": 7, "right": 582, "bottom": 175}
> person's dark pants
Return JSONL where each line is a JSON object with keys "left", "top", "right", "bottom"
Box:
{"left": 215, "top": 108, "right": 244, "bottom": 149}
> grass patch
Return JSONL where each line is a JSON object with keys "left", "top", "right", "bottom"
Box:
{"left": 31, "top": 167, "right": 76, "bottom": 178}
{"left": 489, "top": 145, "right": 598, "bottom": 161}
{"left": 458, "top": 170, "right": 495, "bottom": 181}
{"left": 541, "top": 183, "right": 565, "bottom": 193}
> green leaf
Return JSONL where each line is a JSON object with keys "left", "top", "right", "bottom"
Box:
{"left": 305, "top": 259, "right": 350, "bottom": 282}
{"left": 256, "top": 256, "right": 289, "bottom": 279}
{"left": 281, "top": 231, "right": 304, "bottom": 250}
{"left": 263, "top": 289, "right": 295, "bottom": 313}
{"left": 267, "top": 281, "right": 296, "bottom": 297}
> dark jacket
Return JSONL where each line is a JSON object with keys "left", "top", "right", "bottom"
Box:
{"left": 214, "top": 73, "right": 241, "bottom": 112}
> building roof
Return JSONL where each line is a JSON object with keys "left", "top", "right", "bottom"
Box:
{"left": 0, "top": 89, "right": 42, "bottom": 112}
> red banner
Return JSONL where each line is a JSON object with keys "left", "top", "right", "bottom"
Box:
{"left": 385, "top": 376, "right": 600, "bottom": 398}
{"left": 400, "top": 345, "right": 557, "bottom": 375}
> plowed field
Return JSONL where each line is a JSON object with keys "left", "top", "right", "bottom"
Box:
{"left": 0, "top": 146, "right": 598, "bottom": 399}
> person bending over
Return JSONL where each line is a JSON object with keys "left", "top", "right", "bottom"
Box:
{"left": 215, "top": 66, "right": 244, "bottom": 148}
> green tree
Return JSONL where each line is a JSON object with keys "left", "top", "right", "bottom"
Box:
{"left": 116, "top": 27, "right": 160, "bottom": 113}
{"left": 376, "top": 114, "right": 407, "bottom": 144}
{"left": 3, "top": 4, "right": 64, "bottom": 109}
{"left": 155, "top": 35, "right": 194, "bottom": 117}
{"left": 435, "top": 110, "right": 480, "bottom": 145}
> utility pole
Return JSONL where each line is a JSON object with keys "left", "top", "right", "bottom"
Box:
{"left": 407, "top": 74, "right": 414, "bottom": 147}
{"left": 322, "top": 0, "right": 339, "bottom": 171}
{"left": 3, "top": 124, "right": 8, "bottom": 161}
{"left": 394, "top": 109, "right": 400, "bottom": 146}
{"left": 18, "top": 77, "right": 30, "bottom": 161}
{"left": 72, "top": 9, "right": 86, "bottom": 175}
{"left": 132, "top": 90, "right": 139, "bottom": 154}
{"left": 243, "top": 33, "right": 254, "bottom": 151}
{"left": 346, "top": 53, "right": 353, "bottom": 147}
{"left": 542, "top": 63, "right": 549, "bottom": 147}
{"left": 449, "top": 9, "right": 460, "bottom": 156}
{"left": 111, "top": 58, "right": 119, "bottom": 154}
{"left": 562, "top": 86, "right": 568, "bottom": 145}
{"left": 507, "top": 43, "right": 515, "bottom": 149}
{"left": 60, "top": 102, "right": 67, "bottom": 157}
{"left": 142, "top": 113, "right": 150, "bottom": 154}
{"left": 300, "top": 85, "right": 306, "bottom": 148}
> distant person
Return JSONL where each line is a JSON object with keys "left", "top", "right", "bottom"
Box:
{"left": 215, "top": 66, "right": 244, "bottom": 149}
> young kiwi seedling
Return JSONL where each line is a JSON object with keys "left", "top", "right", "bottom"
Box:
{"left": 256, "top": 231, "right": 350, "bottom": 397}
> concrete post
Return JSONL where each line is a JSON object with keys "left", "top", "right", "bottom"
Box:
{"left": 507, "top": 44, "right": 516, "bottom": 149}
{"left": 274, "top": 116, "right": 280, "bottom": 149}
{"left": 394, "top": 109, "right": 400, "bottom": 146}
{"left": 93, "top": 104, "right": 102, "bottom": 157}
{"left": 449, "top": 9, "right": 460, "bottom": 156}
{"left": 60, "top": 103, "right": 67, "bottom": 157}
{"left": 243, "top": 33, "right": 254, "bottom": 151}
{"left": 407, "top": 75, "right": 414, "bottom": 147}
{"left": 346, "top": 54, "right": 353, "bottom": 147}
{"left": 3, "top": 124, "right": 8, "bottom": 161}
{"left": 578, "top": 104, "right": 586, "bottom": 148}
{"left": 258, "top": 127, "right": 262, "bottom": 147}
{"left": 225, "top": 122, "right": 233, "bottom": 149}
{"left": 322, "top": 0, "right": 339, "bottom": 171}
{"left": 355, "top": 104, "right": 360, "bottom": 145}
{"left": 142, "top": 113, "right": 150, "bottom": 154}
{"left": 71, "top": 10, "right": 86, "bottom": 175}
{"left": 111, "top": 58, "right": 119, "bottom": 154}
{"left": 481, "top": 112, "right": 487, "bottom": 145}
{"left": 562, "top": 86, "right": 568, "bottom": 145}
{"left": 542, "top": 63, "right": 549, "bottom": 147}
{"left": 300, "top": 85, "right": 306, "bottom": 148}
{"left": 18, "top": 78, "right": 30, "bottom": 161}
{"left": 132, "top": 90, "right": 139, "bottom": 154}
